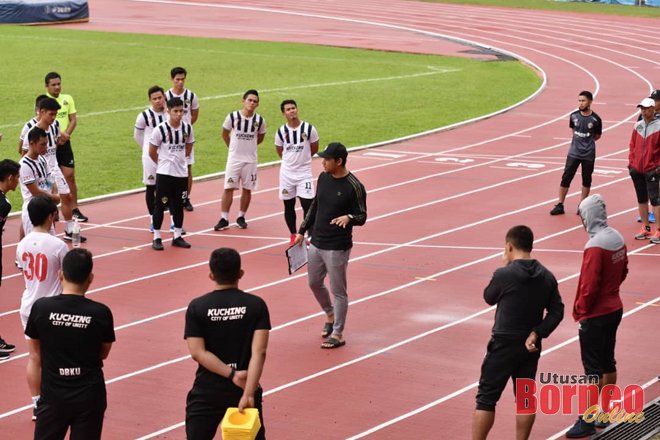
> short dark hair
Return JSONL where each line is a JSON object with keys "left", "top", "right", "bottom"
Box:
{"left": 45, "top": 72, "right": 61, "bottom": 85}
{"left": 62, "top": 248, "right": 94, "bottom": 285}
{"left": 280, "top": 99, "right": 297, "bottom": 113}
{"left": 35, "top": 94, "right": 48, "bottom": 107}
{"left": 28, "top": 194, "right": 58, "bottom": 227}
{"left": 505, "top": 225, "right": 534, "bottom": 253}
{"left": 167, "top": 97, "right": 184, "bottom": 109}
{"left": 171, "top": 67, "right": 187, "bottom": 78}
{"left": 209, "top": 248, "right": 241, "bottom": 284}
{"left": 39, "top": 97, "right": 61, "bottom": 112}
{"left": 28, "top": 127, "right": 47, "bottom": 144}
{"left": 148, "top": 85, "right": 165, "bottom": 98}
{"left": 243, "top": 89, "right": 259, "bottom": 100}
{"left": 579, "top": 91, "right": 593, "bottom": 101}
{"left": 0, "top": 159, "right": 20, "bottom": 181}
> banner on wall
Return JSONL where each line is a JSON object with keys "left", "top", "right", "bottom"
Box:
{"left": 0, "top": 0, "right": 89, "bottom": 25}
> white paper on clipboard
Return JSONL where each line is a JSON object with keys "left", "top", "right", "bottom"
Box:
{"left": 286, "top": 243, "right": 308, "bottom": 275}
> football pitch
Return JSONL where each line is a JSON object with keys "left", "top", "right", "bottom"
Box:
{"left": 1, "top": 26, "right": 542, "bottom": 211}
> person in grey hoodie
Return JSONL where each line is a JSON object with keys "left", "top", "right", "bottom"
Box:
{"left": 472, "top": 225, "right": 564, "bottom": 440}
{"left": 566, "top": 194, "right": 628, "bottom": 438}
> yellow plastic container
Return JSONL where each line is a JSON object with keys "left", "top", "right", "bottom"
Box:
{"left": 221, "top": 408, "right": 261, "bottom": 440}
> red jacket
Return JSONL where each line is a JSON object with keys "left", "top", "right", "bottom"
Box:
{"left": 628, "top": 118, "right": 660, "bottom": 173}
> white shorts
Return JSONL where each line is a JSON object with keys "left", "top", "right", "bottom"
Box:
{"left": 279, "top": 173, "right": 314, "bottom": 200}
{"left": 187, "top": 148, "right": 195, "bottom": 166}
{"left": 142, "top": 156, "right": 157, "bottom": 186}
{"left": 22, "top": 210, "right": 56, "bottom": 236}
{"left": 51, "top": 166, "right": 70, "bottom": 195}
{"left": 225, "top": 161, "right": 258, "bottom": 191}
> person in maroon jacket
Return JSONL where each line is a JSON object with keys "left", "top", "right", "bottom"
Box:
{"left": 566, "top": 194, "right": 628, "bottom": 438}
{"left": 628, "top": 97, "right": 660, "bottom": 242}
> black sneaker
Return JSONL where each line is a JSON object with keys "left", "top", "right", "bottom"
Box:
{"left": 550, "top": 203, "right": 565, "bottom": 215}
{"left": 566, "top": 416, "right": 596, "bottom": 438}
{"left": 72, "top": 208, "right": 88, "bottom": 222}
{"left": 152, "top": 238, "right": 164, "bottom": 250}
{"left": 214, "top": 218, "right": 229, "bottom": 231}
{"left": 0, "top": 337, "right": 16, "bottom": 353}
{"left": 63, "top": 231, "right": 87, "bottom": 243}
{"left": 0, "top": 352, "right": 9, "bottom": 361}
{"left": 236, "top": 216, "right": 248, "bottom": 229}
{"left": 172, "top": 237, "right": 191, "bottom": 248}
{"left": 184, "top": 198, "right": 194, "bottom": 212}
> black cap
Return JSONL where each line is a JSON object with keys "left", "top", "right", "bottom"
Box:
{"left": 317, "top": 142, "right": 348, "bottom": 160}
{"left": 650, "top": 90, "right": 660, "bottom": 100}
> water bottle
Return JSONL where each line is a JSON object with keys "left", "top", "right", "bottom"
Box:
{"left": 72, "top": 218, "right": 81, "bottom": 248}
{"left": 46, "top": 174, "right": 55, "bottom": 192}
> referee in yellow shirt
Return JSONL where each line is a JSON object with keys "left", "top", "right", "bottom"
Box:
{"left": 45, "top": 72, "right": 88, "bottom": 222}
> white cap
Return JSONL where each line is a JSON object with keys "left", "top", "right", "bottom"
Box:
{"left": 637, "top": 97, "right": 655, "bottom": 108}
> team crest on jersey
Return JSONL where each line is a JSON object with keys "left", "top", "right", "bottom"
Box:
{"left": 185, "top": 99, "right": 190, "bottom": 107}
{"left": 227, "top": 178, "right": 234, "bottom": 184}
{"left": 63, "top": 100, "right": 69, "bottom": 106}
{"left": 253, "top": 122, "right": 260, "bottom": 130}
{"left": 337, "top": 191, "right": 342, "bottom": 196}
{"left": 301, "top": 132, "right": 308, "bottom": 141}
{"left": 587, "top": 123, "right": 593, "bottom": 129}
{"left": 282, "top": 189, "right": 288, "bottom": 196}
{"left": 183, "top": 133, "right": 188, "bottom": 142}
{"left": 161, "top": 197, "right": 169, "bottom": 204}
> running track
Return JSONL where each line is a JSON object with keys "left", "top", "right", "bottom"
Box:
{"left": 1, "top": 1, "right": 659, "bottom": 439}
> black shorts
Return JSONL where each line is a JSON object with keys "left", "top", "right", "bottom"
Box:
{"left": 56, "top": 140, "right": 75, "bottom": 169}
{"left": 475, "top": 336, "right": 541, "bottom": 412}
{"left": 560, "top": 156, "right": 594, "bottom": 188}
{"left": 155, "top": 174, "right": 188, "bottom": 214}
{"left": 186, "top": 386, "right": 265, "bottom": 440}
{"left": 629, "top": 167, "right": 660, "bottom": 206}
{"left": 578, "top": 308, "right": 623, "bottom": 378}
{"left": 34, "top": 397, "right": 107, "bottom": 440}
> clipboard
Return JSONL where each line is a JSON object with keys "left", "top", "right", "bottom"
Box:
{"left": 285, "top": 243, "right": 308, "bottom": 275}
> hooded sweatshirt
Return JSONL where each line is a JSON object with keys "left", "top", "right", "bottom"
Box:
{"left": 573, "top": 194, "right": 628, "bottom": 321}
{"left": 484, "top": 259, "right": 564, "bottom": 341}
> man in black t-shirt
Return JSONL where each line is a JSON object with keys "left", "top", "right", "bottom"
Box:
{"left": 472, "top": 226, "right": 564, "bottom": 440}
{"left": 295, "top": 143, "right": 367, "bottom": 349}
{"left": 551, "top": 91, "right": 603, "bottom": 216}
{"left": 185, "top": 248, "right": 270, "bottom": 440}
{"left": 0, "top": 158, "right": 21, "bottom": 361}
{"left": 25, "top": 248, "right": 115, "bottom": 440}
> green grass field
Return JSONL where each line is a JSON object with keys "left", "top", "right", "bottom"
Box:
{"left": 419, "top": 0, "right": 660, "bottom": 17}
{"left": 0, "top": 26, "right": 542, "bottom": 211}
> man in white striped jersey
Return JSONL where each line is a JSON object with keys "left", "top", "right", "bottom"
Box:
{"left": 18, "top": 95, "right": 48, "bottom": 156}
{"left": 21, "top": 98, "right": 85, "bottom": 243}
{"left": 149, "top": 97, "right": 195, "bottom": 251}
{"left": 214, "top": 90, "right": 266, "bottom": 231}
{"left": 135, "top": 86, "right": 167, "bottom": 231}
{"left": 166, "top": 67, "right": 199, "bottom": 212}
{"left": 275, "top": 100, "right": 319, "bottom": 245}
{"left": 19, "top": 128, "right": 61, "bottom": 238}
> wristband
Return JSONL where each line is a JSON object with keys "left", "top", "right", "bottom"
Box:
{"left": 228, "top": 367, "right": 235, "bottom": 382}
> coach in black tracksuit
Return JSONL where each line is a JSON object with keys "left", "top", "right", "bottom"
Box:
{"left": 472, "top": 225, "right": 564, "bottom": 440}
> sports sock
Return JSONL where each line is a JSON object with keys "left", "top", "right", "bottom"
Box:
{"left": 221, "top": 212, "right": 229, "bottom": 220}
{"left": 238, "top": 211, "right": 246, "bottom": 218}
{"left": 174, "top": 228, "right": 182, "bottom": 239}
{"left": 65, "top": 220, "right": 72, "bottom": 234}
{"left": 154, "top": 230, "right": 161, "bottom": 240}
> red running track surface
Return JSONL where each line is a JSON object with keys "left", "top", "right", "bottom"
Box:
{"left": 1, "top": 1, "right": 659, "bottom": 439}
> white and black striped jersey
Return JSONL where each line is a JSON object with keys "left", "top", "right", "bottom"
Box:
{"left": 135, "top": 108, "right": 168, "bottom": 158}
{"left": 165, "top": 89, "right": 199, "bottom": 125}
{"left": 275, "top": 121, "right": 319, "bottom": 178}
{"left": 149, "top": 121, "right": 195, "bottom": 178}
{"left": 222, "top": 111, "right": 266, "bottom": 163}
{"left": 19, "top": 155, "right": 51, "bottom": 210}
{"left": 19, "top": 117, "right": 38, "bottom": 144}
{"left": 21, "top": 121, "right": 61, "bottom": 170}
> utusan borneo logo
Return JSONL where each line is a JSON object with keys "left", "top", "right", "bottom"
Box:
{"left": 516, "top": 373, "right": 645, "bottom": 424}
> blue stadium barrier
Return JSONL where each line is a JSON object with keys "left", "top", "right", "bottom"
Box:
{"left": 0, "top": 0, "right": 89, "bottom": 24}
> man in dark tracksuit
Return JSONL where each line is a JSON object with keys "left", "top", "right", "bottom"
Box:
{"left": 472, "top": 225, "right": 564, "bottom": 440}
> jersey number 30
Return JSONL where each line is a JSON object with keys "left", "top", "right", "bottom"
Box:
{"left": 21, "top": 252, "right": 48, "bottom": 282}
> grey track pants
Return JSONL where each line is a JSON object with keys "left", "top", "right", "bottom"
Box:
{"left": 307, "top": 244, "right": 351, "bottom": 337}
